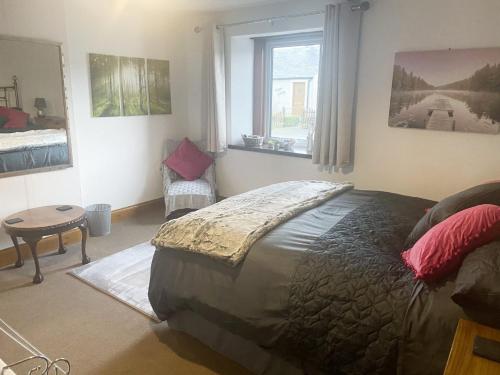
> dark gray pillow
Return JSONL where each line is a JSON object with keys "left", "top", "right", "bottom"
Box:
{"left": 451, "top": 241, "right": 500, "bottom": 312}
{"left": 404, "top": 182, "right": 500, "bottom": 248}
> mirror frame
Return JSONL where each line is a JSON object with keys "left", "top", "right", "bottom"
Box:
{"left": 0, "top": 34, "right": 73, "bottom": 179}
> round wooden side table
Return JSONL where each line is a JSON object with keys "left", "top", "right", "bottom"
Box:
{"left": 2, "top": 205, "right": 90, "bottom": 284}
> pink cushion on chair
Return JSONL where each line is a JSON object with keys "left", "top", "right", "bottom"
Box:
{"left": 164, "top": 138, "right": 213, "bottom": 181}
{"left": 402, "top": 204, "right": 500, "bottom": 282}
{"left": 0, "top": 107, "right": 29, "bottom": 129}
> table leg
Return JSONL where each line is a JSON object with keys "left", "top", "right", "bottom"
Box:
{"left": 10, "top": 235, "right": 24, "bottom": 268}
{"left": 58, "top": 232, "right": 67, "bottom": 254}
{"left": 79, "top": 222, "right": 90, "bottom": 264}
{"left": 24, "top": 237, "right": 43, "bottom": 284}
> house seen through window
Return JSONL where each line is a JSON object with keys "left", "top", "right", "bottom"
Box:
{"left": 259, "top": 32, "right": 322, "bottom": 153}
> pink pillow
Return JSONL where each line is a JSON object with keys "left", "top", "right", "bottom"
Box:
{"left": 402, "top": 204, "right": 500, "bottom": 282}
{"left": 164, "top": 138, "right": 213, "bottom": 181}
{"left": 0, "top": 107, "right": 29, "bottom": 129}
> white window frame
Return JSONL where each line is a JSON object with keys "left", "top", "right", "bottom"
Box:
{"left": 263, "top": 32, "right": 322, "bottom": 147}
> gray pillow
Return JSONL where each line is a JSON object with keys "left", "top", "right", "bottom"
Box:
{"left": 404, "top": 182, "right": 500, "bottom": 248}
{"left": 451, "top": 241, "right": 500, "bottom": 312}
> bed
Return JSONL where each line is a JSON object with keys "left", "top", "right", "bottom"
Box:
{"left": 0, "top": 77, "right": 69, "bottom": 174}
{"left": 0, "top": 128, "right": 69, "bottom": 173}
{"left": 148, "top": 182, "right": 498, "bottom": 375}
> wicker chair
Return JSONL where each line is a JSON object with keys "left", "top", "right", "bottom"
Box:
{"left": 162, "top": 139, "right": 216, "bottom": 218}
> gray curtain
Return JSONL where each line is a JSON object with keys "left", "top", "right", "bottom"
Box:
{"left": 207, "top": 25, "right": 227, "bottom": 153}
{"left": 312, "top": 3, "right": 362, "bottom": 168}
{"left": 252, "top": 38, "right": 266, "bottom": 136}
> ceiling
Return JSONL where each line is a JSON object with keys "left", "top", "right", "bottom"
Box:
{"left": 165, "top": 0, "right": 294, "bottom": 12}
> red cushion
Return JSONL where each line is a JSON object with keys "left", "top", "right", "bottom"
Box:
{"left": 0, "top": 107, "right": 29, "bottom": 129}
{"left": 164, "top": 138, "right": 213, "bottom": 181}
{"left": 402, "top": 204, "right": 500, "bottom": 282}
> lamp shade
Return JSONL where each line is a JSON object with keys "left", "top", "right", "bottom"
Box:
{"left": 34, "top": 97, "right": 47, "bottom": 109}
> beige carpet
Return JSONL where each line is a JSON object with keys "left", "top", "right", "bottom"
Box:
{"left": 0, "top": 204, "right": 249, "bottom": 375}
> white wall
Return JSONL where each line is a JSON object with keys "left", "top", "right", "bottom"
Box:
{"left": 64, "top": 0, "right": 191, "bottom": 209}
{"left": 182, "top": 12, "right": 218, "bottom": 143}
{"left": 229, "top": 36, "right": 254, "bottom": 143}
{"left": 1, "top": 0, "right": 499, "bottom": 249}
{"left": 0, "top": 0, "right": 196, "bottom": 250}
{"left": 194, "top": 0, "right": 500, "bottom": 200}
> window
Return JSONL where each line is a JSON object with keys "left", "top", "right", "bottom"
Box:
{"left": 254, "top": 32, "right": 322, "bottom": 153}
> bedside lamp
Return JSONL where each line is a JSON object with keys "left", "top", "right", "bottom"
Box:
{"left": 34, "top": 98, "right": 47, "bottom": 117}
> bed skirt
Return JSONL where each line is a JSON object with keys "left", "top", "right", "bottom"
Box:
{"left": 168, "top": 310, "right": 302, "bottom": 375}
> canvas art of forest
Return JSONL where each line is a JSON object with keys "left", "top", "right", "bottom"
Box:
{"left": 389, "top": 47, "right": 500, "bottom": 134}
{"left": 90, "top": 54, "right": 121, "bottom": 117}
{"left": 120, "top": 57, "right": 148, "bottom": 116}
{"left": 147, "top": 59, "right": 172, "bottom": 115}
{"left": 89, "top": 53, "right": 171, "bottom": 117}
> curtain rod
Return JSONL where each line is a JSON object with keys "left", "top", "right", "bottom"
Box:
{"left": 216, "top": 10, "right": 324, "bottom": 30}
{"left": 215, "top": 2, "right": 370, "bottom": 29}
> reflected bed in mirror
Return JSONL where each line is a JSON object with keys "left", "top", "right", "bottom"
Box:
{"left": 0, "top": 35, "right": 71, "bottom": 178}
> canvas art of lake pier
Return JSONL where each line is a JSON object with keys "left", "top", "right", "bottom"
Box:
{"left": 389, "top": 48, "right": 500, "bottom": 135}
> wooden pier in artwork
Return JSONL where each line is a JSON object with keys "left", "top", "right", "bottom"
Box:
{"left": 426, "top": 98, "right": 455, "bottom": 131}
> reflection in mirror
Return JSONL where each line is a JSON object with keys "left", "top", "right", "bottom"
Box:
{"left": 0, "top": 36, "right": 71, "bottom": 177}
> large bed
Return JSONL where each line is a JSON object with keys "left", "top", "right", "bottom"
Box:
{"left": 0, "top": 76, "right": 69, "bottom": 174}
{"left": 148, "top": 183, "right": 498, "bottom": 375}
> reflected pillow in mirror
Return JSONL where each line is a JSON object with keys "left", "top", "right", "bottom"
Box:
{"left": 0, "top": 107, "right": 29, "bottom": 129}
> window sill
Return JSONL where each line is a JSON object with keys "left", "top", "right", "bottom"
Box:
{"left": 227, "top": 144, "right": 312, "bottom": 159}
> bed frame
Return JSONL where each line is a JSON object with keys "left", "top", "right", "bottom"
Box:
{"left": 0, "top": 76, "right": 21, "bottom": 110}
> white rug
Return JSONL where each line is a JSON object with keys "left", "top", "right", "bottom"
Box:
{"left": 68, "top": 242, "right": 159, "bottom": 322}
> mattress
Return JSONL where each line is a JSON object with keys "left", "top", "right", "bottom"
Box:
{"left": 0, "top": 129, "right": 67, "bottom": 152}
{"left": 148, "top": 189, "right": 487, "bottom": 374}
{"left": 150, "top": 190, "right": 374, "bottom": 344}
{"left": 0, "top": 129, "right": 69, "bottom": 173}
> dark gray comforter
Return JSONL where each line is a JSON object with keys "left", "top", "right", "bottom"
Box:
{"left": 149, "top": 190, "right": 476, "bottom": 374}
{"left": 281, "top": 193, "right": 432, "bottom": 374}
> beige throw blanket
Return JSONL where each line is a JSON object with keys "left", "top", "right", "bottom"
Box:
{"left": 152, "top": 180, "right": 353, "bottom": 266}
{"left": 0, "top": 129, "right": 67, "bottom": 152}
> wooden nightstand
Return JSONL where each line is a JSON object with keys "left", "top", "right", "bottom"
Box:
{"left": 34, "top": 115, "right": 66, "bottom": 129}
{"left": 444, "top": 319, "right": 500, "bottom": 375}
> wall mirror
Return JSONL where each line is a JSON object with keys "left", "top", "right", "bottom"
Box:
{"left": 0, "top": 35, "right": 71, "bottom": 178}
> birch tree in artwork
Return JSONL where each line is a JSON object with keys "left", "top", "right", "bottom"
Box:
{"left": 89, "top": 53, "right": 121, "bottom": 117}
{"left": 120, "top": 57, "right": 147, "bottom": 116}
{"left": 147, "top": 59, "right": 172, "bottom": 114}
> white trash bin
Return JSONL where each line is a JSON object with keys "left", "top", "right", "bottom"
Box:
{"left": 86, "top": 204, "right": 111, "bottom": 237}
